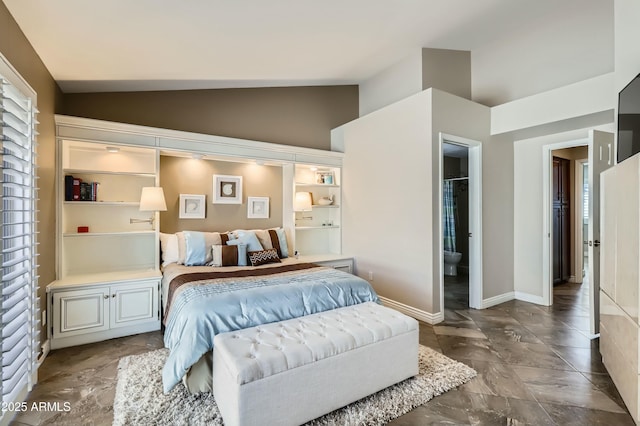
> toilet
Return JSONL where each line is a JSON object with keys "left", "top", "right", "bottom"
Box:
{"left": 444, "top": 251, "right": 462, "bottom": 276}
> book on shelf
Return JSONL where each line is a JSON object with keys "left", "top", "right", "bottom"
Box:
{"left": 72, "top": 176, "right": 81, "bottom": 201}
{"left": 64, "top": 175, "right": 74, "bottom": 201}
{"left": 66, "top": 175, "right": 99, "bottom": 201}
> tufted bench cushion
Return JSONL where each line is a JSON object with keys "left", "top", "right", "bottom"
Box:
{"left": 212, "top": 302, "right": 419, "bottom": 426}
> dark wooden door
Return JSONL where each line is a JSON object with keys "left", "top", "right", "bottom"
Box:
{"left": 552, "top": 157, "right": 571, "bottom": 284}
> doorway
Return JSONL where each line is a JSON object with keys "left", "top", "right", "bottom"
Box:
{"left": 439, "top": 133, "right": 482, "bottom": 311}
{"left": 542, "top": 131, "right": 614, "bottom": 336}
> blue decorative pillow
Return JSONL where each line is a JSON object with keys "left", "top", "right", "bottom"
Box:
{"left": 275, "top": 228, "right": 289, "bottom": 258}
{"left": 225, "top": 240, "right": 248, "bottom": 266}
{"left": 267, "top": 228, "right": 289, "bottom": 258}
{"left": 184, "top": 231, "right": 208, "bottom": 266}
{"left": 232, "top": 231, "right": 263, "bottom": 252}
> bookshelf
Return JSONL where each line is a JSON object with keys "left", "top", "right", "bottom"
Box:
{"left": 48, "top": 137, "right": 161, "bottom": 349}
{"left": 293, "top": 164, "right": 342, "bottom": 256}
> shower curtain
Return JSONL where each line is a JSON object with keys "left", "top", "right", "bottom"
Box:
{"left": 443, "top": 180, "right": 456, "bottom": 252}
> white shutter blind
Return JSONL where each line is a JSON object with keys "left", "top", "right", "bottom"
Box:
{"left": 1, "top": 59, "right": 39, "bottom": 418}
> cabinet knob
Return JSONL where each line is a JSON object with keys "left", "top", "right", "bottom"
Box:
{"left": 112, "top": 294, "right": 116, "bottom": 298}
{"left": 103, "top": 295, "right": 109, "bottom": 299}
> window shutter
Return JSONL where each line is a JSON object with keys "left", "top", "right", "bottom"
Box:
{"left": 1, "top": 56, "right": 39, "bottom": 419}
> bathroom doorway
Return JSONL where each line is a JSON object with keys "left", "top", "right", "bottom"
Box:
{"left": 439, "top": 134, "right": 482, "bottom": 311}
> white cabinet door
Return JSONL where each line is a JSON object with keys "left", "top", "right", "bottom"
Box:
{"left": 53, "top": 287, "right": 109, "bottom": 337}
{"left": 316, "top": 259, "right": 353, "bottom": 274}
{"left": 110, "top": 280, "right": 158, "bottom": 328}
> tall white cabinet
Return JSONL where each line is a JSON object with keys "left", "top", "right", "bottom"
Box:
{"left": 48, "top": 135, "right": 162, "bottom": 350}
{"left": 599, "top": 154, "right": 640, "bottom": 423}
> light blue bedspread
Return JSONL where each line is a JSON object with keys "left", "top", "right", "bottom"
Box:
{"left": 162, "top": 264, "right": 379, "bottom": 392}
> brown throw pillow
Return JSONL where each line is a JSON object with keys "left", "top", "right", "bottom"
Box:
{"left": 248, "top": 248, "right": 281, "bottom": 266}
{"left": 211, "top": 244, "right": 239, "bottom": 267}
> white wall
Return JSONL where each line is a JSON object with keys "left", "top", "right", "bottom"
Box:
{"left": 472, "top": 0, "right": 614, "bottom": 107}
{"left": 513, "top": 126, "right": 614, "bottom": 301}
{"left": 358, "top": 50, "right": 422, "bottom": 116}
{"left": 334, "top": 90, "right": 435, "bottom": 313}
{"left": 431, "top": 90, "right": 491, "bottom": 306}
{"left": 334, "top": 89, "right": 491, "bottom": 318}
{"left": 478, "top": 133, "right": 515, "bottom": 300}
{"left": 615, "top": 0, "right": 640, "bottom": 94}
{"left": 491, "top": 74, "right": 615, "bottom": 137}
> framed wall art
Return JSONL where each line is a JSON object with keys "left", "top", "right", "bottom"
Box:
{"left": 179, "top": 194, "right": 206, "bottom": 219}
{"left": 213, "top": 174, "right": 243, "bottom": 204}
{"left": 247, "top": 197, "right": 269, "bottom": 219}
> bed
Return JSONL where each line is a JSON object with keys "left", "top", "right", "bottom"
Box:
{"left": 160, "top": 257, "right": 379, "bottom": 394}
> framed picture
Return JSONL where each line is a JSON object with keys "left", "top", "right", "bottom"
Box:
{"left": 247, "top": 197, "right": 270, "bottom": 219}
{"left": 315, "top": 170, "right": 335, "bottom": 185}
{"left": 179, "top": 194, "right": 206, "bottom": 219}
{"left": 213, "top": 174, "right": 243, "bottom": 204}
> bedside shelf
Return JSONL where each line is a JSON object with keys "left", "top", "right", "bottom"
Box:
{"left": 63, "top": 231, "right": 156, "bottom": 237}
{"left": 295, "top": 183, "right": 340, "bottom": 188}
{"left": 64, "top": 169, "right": 156, "bottom": 177}
{"left": 295, "top": 225, "right": 340, "bottom": 230}
{"left": 63, "top": 201, "right": 140, "bottom": 206}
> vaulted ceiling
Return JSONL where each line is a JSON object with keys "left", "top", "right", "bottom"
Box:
{"left": 4, "top": 0, "right": 613, "bottom": 98}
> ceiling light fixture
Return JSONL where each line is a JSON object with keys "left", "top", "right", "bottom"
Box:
{"left": 106, "top": 146, "right": 120, "bottom": 153}
{"left": 191, "top": 153, "right": 204, "bottom": 160}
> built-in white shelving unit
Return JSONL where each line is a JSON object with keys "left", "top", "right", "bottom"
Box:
{"left": 49, "top": 133, "right": 162, "bottom": 349}
{"left": 47, "top": 115, "right": 350, "bottom": 349}
{"left": 293, "top": 165, "right": 342, "bottom": 256}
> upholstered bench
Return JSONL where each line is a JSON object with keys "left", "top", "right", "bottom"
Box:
{"left": 212, "top": 301, "right": 419, "bottom": 426}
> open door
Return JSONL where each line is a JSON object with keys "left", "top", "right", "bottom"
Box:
{"left": 587, "top": 130, "right": 614, "bottom": 335}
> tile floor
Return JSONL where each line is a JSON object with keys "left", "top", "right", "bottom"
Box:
{"left": 10, "top": 275, "right": 634, "bottom": 425}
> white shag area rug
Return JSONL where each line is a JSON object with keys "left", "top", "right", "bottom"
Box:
{"left": 113, "top": 345, "right": 476, "bottom": 426}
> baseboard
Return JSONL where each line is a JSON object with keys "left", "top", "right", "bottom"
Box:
{"left": 37, "top": 339, "right": 50, "bottom": 367}
{"left": 482, "top": 292, "right": 514, "bottom": 309}
{"left": 514, "top": 291, "right": 546, "bottom": 305}
{"left": 378, "top": 296, "right": 444, "bottom": 324}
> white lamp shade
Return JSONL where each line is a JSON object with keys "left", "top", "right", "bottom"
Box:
{"left": 294, "top": 192, "right": 313, "bottom": 212}
{"left": 139, "top": 187, "right": 167, "bottom": 212}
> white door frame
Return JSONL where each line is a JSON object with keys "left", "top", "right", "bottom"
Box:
{"left": 541, "top": 138, "right": 589, "bottom": 307}
{"left": 575, "top": 159, "right": 588, "bottom": 285}
{"left": 439, "top": 133, "right": 483, "bottom": 310}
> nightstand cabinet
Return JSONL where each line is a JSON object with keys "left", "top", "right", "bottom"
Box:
{"left": 47, "top": 271, "right": 161, "bottom": 350}
{"left": 298, "top": 255, "right": 354, "bottom": 274}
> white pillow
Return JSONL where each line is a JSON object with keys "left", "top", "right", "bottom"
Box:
{"left": 159, "top": 233, "right": 179, "bottom": 267}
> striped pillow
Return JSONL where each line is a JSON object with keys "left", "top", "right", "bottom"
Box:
{"left": 248, "top": 248, "right": 281, "bottom": 266}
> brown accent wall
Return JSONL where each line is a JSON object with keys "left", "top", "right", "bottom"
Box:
{"left": 62, "top": 86, "right": 359, "bottom": 150}
{"left": 422, "top": 48, "right": 472, "bottom": 100}
{"left": 1, "top": 2, "right": 64, "bottom": 345}
{"left": 159, "top": 156, "right": 283, "bottom": 234}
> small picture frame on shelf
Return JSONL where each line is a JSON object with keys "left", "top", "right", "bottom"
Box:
{"left": 315, "top": 170, "right": 335, "bottom": 185}
{"left": 247, "top": 197, "right": 269, "bottom": 219}
{"left": 179, "top": 194, "right": 206, "bottom": 219}
{"left": 213, "top": 175, "right": 243, "bottom": 204}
